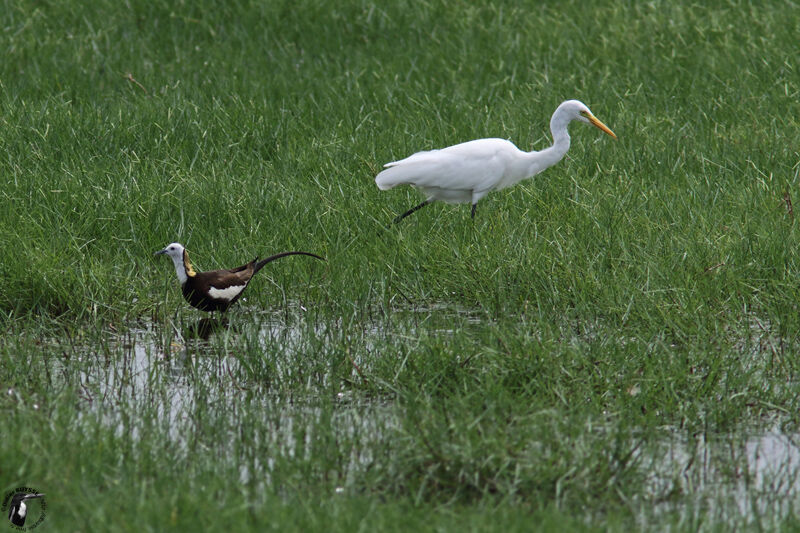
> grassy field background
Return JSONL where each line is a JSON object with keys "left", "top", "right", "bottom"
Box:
{"left": 2, "top": 0, "right": 800, "bottom": 530}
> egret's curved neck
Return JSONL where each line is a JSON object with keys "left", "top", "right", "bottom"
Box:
{"left": 519, "top": 107, "right": 573, "bottom": 180}
{"left": 543, "top": 107, "right": 572, "bottom": 163}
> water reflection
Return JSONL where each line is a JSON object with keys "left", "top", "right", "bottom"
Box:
{"left": 641, "top": 427, "right": 800, "bottom": 525}
{"left": 184, "top": 317, "right": 229, "bottom": 340}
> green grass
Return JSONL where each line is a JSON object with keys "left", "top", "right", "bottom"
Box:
{"left": 2, "top": 0, "right": 800, "bottom": 530}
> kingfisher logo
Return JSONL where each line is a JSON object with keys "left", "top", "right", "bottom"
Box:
{"left": 2, "top": 488, "right": 46, "bottom": 530}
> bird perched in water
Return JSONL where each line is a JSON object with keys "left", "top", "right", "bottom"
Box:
{"left": 8, "top": 492, "right": 44, "bottom": 527}
{"left": 155, "top": 243, "right": 324, "bottom": 312}
{"left": 375, "top": 99, "right": 617, "bottom": 222}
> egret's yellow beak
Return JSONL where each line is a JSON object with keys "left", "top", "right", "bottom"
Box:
{"left": 582, "top": 111, "right": 617, "bottom": 139}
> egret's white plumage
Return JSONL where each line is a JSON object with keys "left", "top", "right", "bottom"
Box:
{"left": 376, "top": 99, "right": 616, "bottom": 222}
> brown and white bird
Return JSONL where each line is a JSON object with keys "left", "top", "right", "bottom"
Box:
{"left": 155, "top": 242, "right": 324, "bottom": 312}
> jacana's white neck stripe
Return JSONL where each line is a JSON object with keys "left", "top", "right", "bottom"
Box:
{"left": 171, "top": 256, "right": 188, "bottom": 285}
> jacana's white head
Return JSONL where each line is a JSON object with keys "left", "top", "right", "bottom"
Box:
{"left": 155, "top": 242, "right": 196, "bottom": 285}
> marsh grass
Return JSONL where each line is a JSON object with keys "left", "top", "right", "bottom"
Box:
{"left": 2, "top": 0, "right": 800, "bottom": 530}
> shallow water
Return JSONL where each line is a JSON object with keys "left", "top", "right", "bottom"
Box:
{"left": 51, "top": 311, "right": 404, "bottom": 491}
{"left": 42, "top": 308, "right": 800, "bottom": 526}
{"left": 639, "top": 426, "right": 800, "bottom": 527}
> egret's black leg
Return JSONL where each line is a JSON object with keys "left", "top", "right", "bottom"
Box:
{"left": 470, "top": 204, "right": 477, "bottom": 219}
{"left": 394, "top": 199, "right": 432, "bottom": 223}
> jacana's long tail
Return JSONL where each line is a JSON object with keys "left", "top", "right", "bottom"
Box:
{"left": 253, "top": 251, "right": 325, "bottom": 274}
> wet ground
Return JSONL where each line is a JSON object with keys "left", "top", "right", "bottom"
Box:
{"left": 33, "top": 308, "right": 800, "bottom": 527}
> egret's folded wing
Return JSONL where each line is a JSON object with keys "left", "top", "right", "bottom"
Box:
{"left": 376, "top": 140, "right": 513, "bottom": 193}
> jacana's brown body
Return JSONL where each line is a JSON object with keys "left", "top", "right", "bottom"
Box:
{"left": 182, "top": 252, "right": 323, "bottom": 312}
{"left": 156, "top": 244, "right": 324, "bottom": 313}
{"left": 182, "top": 258, "right": 261, "bottom": 312}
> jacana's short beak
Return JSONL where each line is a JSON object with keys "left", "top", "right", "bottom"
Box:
{"left": 587, "top": 113, "right": 617, "bottom": 139}
{"left": 154, "top": 249, "right": 167, "bottom": 256}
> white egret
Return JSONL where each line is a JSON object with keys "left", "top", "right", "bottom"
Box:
{"left": 375, "top": 99, "right": 616, "bottom": 222}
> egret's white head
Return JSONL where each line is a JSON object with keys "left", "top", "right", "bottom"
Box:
{"left": 155, "top": 242, "right": 195, "bottom": 284}
{"left": 558, "top": 99, "right": 592, "bottom": 120}
{"left": 555, "top": 100, "right": 617, "bottom": 139}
